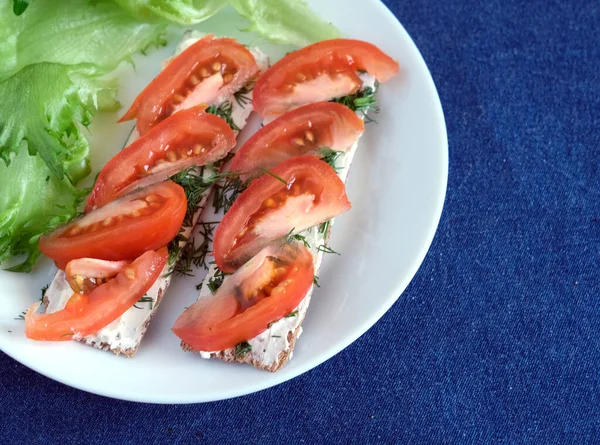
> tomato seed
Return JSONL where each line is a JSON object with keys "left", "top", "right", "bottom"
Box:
{"left": 146, "top": 194, "right": 160, "bottom": 203}
{"left": 189, "top": 74, "right": 200, "bottom": 85}
{"left": 124, "top": 267, "right": 136, "bottom": 280}
{"left": 305, "top": 130, "right": 315, "bottom": 142}
{"left": 200, "top": 67, "right": 210, "bottom": 78}
{"left": 212, "top": 61, "right": 222, "bottom": 72}
{"left": 291, "top": 137, "right": 305, "bottom": 147}
{"left": 166, "top": 151, "right": 178, "bottom": 162}
{"left": 102, "top": 217, "right": 113, "bottom": 227}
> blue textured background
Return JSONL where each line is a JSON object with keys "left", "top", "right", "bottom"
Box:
{"left": 2, "top": 0, "right": 599, "bottom": 443}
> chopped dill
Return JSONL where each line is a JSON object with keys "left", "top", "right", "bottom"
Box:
{"left": 259, "top": 168, "right": 287, "bottom": 185}
{"left": 332, "top": 83, "right": 380, "bottom": 122}
{"left": 14, "top": 311, "right": 26, "bottom": 321}
{"left": 234, "top": 341, "right": 252, "bottom": 358}
{"left": 233, "top": 80, "right": 255, "bottom": 107}
{"left": 195, "top": 282, "right": 203, "bottom": 291}
{"left": 319, "top": 220, "right": 331, "bottom": 235}
{"left": 206, "top": 102, "right": 241, "bottom": 132}
{"left": 317, "top": 147, "right": 344, "bottom": 171}
{"left": 286, "top": 231, "right": 310, "bottom": 249}
{"left": 207, "top": 268, "right": 230, "bottom": 293}
{"left": 313, "top": 276, "right": 320, "bottom": 288}
{"left": 317, "top": 244, "right": 340, "bottom": 255}
{"left": 134, "top": 295, "right": 154, "bottom": 310}
{"left": 212, "top": 173, "right": 250, "bottom": 214}
{"left": 285, "top": 310, "right": 299, "bottom": 318}
{"left": 40, "top": 284, "right": 49, "bottom": 303}
{"left": 271, "top": 335, "right": 282, "bottom": 338}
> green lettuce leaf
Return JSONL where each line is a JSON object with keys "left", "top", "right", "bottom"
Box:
{"left": 0, "top": 146, "right": 87, "bottom": 272}
{"left": 230, "top": 0, "right": 340, "bottom": 46}
{"left": 0, "top": 63, "right": 117, "bottom": 183}
{"left": 1, "top": 0, "right": 167, "bottom": 81}
{"left": 115, "top": 0, "right": 229, "bottom": 25}
{"left": 113, "top": 0, "right": 340, "bottom": 46}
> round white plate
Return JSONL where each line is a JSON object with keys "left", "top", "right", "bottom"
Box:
{"left": 0, "top": 0, "right": 447, "bottom": 403}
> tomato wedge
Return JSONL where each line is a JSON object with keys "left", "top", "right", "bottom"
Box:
{"left": 120, "top": 34, "right": 259, "bottom": 136}
{"left": 25, "top": 248, "right": 167, "bottom": 341}
{"left": 214, "top": 156, "right": 350, "bottom": 273}
{"left": 65, "top": 258, "right": 130, "bottom": 294}
{"left": 229, "top": 102, "right": 364, "bottom": 180}
{"left": 87, "top": 107, "right": 236, "bottom": 211}
{"left": 253, "top": 39, "right": 399, "bottom": 118}
{"left": 173, "top": 241, "right": 314, "bottom": 351}
{"left": 40, "top": 181, "right": 186, "bottom": 269}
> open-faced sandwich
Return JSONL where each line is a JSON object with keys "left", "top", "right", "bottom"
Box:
{"left": 173, "top": 39, "right": 399, "bottom": 371}
{"left": 24, "top": 32, "right": 269, "bottom": 356}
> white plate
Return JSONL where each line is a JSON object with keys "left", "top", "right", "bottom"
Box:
{"left": 0, "top": 0, "right": 447, "bottom": 403}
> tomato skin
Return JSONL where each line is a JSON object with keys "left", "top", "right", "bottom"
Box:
{"left": 229, "top": 101, "right": 364, "bottom": 180}
{"left": 40, "top": 181, "right": 186, "bottom": 269}
{"left": 25, "top": 248, "right": 168, "bottom": 341}
{"left": 173, "top": 241, "right": 314, "bottom": 351}
{"left": 86, "top": 107, "right": 236, "bottom": 211}
{"left": 120, "top": 34, "right": 259, "bottom": 136}
{"left": 214, "top": 156, "right": 350, "bottom": 273}
{"left": 253, "top": 39, "right": 399, "bottom": 118}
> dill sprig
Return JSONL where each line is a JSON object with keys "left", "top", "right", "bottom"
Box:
{"left": 207, "top": 268, "right": 230, "bottom": 293}
{"left": 169, "top": 221, "right": 218, "bottom": 277}
{"left": 206, "top": 102, "right": 241, "bottom": 132}
{"left": 259, "top": 168, "right": 287, "bottom": 185}
{"left": 40, "top": 284, "right": 49, "bottom": 303}
{"left": 319, "top": 220, "right": 331, "bottom": 235}
{"left": 212, "top": 173, "right": 250, "bottom": 214}
{"left": 284, "top": 229, "right": 311, "bottom": 249}
{"left": 332, "top": 83, "right": 380, "bottom": 122}
{"left": 170, "top": 166, "right": 216, "bottom": 227}
{"left": 233, "top": 80, "right": 255, "bottom": 107}
{"left": 134, "top": 295, "right": 154, "bottom": 310}
{"left": 317, "top": 244, "right": 340, "bottom": 255}
{"left": 234, "top": 341, "right": 252, "bottom": 358}
{"left": 317, "top": 147, "right": 344, "bottom": 171}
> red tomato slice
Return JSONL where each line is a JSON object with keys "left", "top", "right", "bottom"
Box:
{"left": 214, "top": 156, "right": 350, "bottom": 273}
{"left": 229, "top": 102, "right": 364, "bottom": 180}
{"left": 86, "top": 106, "right": 236, "bottom": 211}
{"left": 40, "top": 181, "right": 186, "bottom": 269}
{"left": 65, "top": 258, "right": 130, "bottom": 294}
{"left": 253, "top": 39, "right": 399, "bottom": 118}
{"left": 25, "top": 248, "right": 167, "bottom": 341}
{"left": 120, "top": 34, "right": 259, "bottom": 136}
{"left": 173, "top": 241, "right": 313, "bottom": 351}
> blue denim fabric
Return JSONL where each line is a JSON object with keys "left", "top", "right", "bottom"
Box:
{"left": 2, "top": 0, "right": 599, "bottom": 443}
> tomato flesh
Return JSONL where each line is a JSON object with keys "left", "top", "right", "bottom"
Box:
{"left": 26, "top": 248, "right": 168, "bottom": 341}
{"left": 173, "top": 241, "right": 314, "bottom": 351}
{"left": 40, "top": 181, "right": 186, "bottom": 269}
{"left": 87, "top": 107, "right": 236, "bottom": 211}
{"left": 214, "top": 156, "right": 350, "bottom": 273}
{"left": 229, "top": 102, "right": 364, "bottom": 180}
{"left": 253, "top": 39, "right": 399, "bottom": 118}
{"left": 65, "top": 258, "right": 130, "bottom": 294}
{"left": 120, "top": 34, "right": 259, "bottom": 136}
